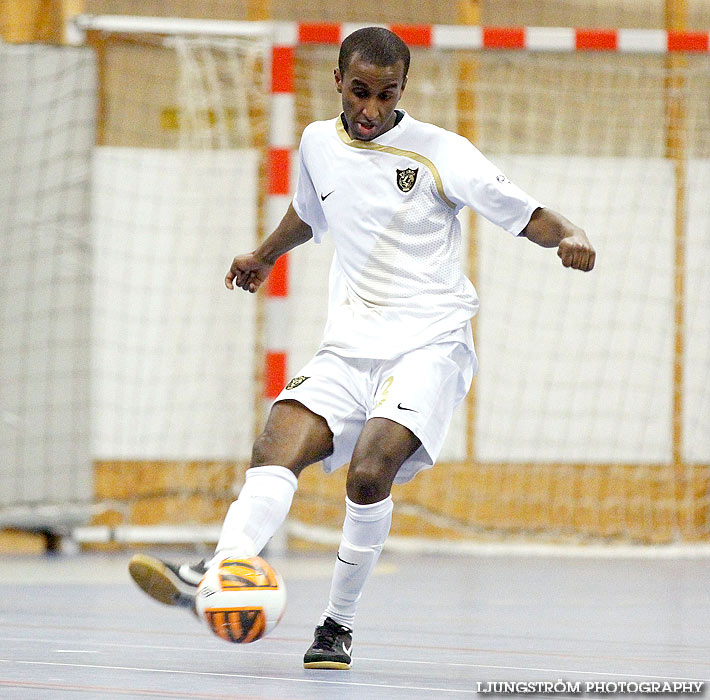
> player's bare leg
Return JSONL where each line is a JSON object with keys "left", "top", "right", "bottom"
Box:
{"left": 129, "top": 400, "right": 334, "bottom": 608}
{"left": 213, "top": 400, "right": 334, "bottom": 559}
{"left": 250, "top": 399, "right": 335, "bottom": 475}
{"left": 345, "top": 417, "right": 421, "bottom": 504}
{"left": 304, "top": 418, "right": 420, "bottom": 668}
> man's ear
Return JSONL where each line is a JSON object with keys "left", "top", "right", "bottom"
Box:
{"left": 334, "top": 68, "right": 343, "bottom": 94}
{"left": 400, "top": 74, "right": 407, "bottom": 95}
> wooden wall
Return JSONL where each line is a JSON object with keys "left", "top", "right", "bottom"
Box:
{"left": 83, "top": 0, "right": 710, "bottom": 29}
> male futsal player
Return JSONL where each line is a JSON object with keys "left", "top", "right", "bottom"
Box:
{"left": 129, "top": 27, "right": 595, "bottom": 669}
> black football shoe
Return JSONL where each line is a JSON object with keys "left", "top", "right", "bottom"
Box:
{"left": 303, "top": 616, "right": 353, "bottom": 669}
{"left": 128, "top": 553, "right": 206, "bottom": 610}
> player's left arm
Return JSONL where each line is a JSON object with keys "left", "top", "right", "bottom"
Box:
{"left": 520, "top": 207, "right": 596, "bottom": 272}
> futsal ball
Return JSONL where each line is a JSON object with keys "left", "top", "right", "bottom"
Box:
{"left": 196, "top": 556, "right": 286, "bottom": 643}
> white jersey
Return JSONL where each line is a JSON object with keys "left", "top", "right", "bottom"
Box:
{"left": 292, "top": 110, "right": 541, "bottom": 359}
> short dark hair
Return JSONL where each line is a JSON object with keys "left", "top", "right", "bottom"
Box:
{"left": 338, "top": 27, "right": 410, "bottom": 79}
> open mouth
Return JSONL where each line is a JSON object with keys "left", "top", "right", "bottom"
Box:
{"left": 355, "top": 122, "right": 378, "bottom": 138}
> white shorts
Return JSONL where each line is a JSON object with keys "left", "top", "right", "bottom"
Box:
{"left": 274, "top": 339, "right": 477, "bottom": 484}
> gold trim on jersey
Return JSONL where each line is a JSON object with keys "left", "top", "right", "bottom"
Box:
{"left": 336, "top": 118, "right": 456, "bottom": 209}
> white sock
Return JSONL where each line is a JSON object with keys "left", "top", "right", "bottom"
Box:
{"left": 208, "top": 465, "right": 297, "bottom": 567}
{"left": 321, "top": 496, "right": 393, "bottom": 629}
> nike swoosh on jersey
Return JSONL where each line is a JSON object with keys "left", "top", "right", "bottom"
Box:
{"left": 320, "top": 190, "right": 335, "bottom": 201}
{"left": 397, "top": 403, "right": 418, "bottom": 412}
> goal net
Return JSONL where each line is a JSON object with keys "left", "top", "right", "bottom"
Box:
{"left": 0, "top": 41, "right": 95, "bottom": 532}
{"left": 1, "top": 22, "right": 269, "bottom": 542}
{"left": 291, "top": 42, "right": 710, "bottom": 545}
{"left": 2, "top": 19, "right": 709, "bottom": 547}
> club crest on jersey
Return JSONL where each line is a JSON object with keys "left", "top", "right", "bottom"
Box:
{"left": 285, "top": 376, "right": 309, "bottom": 390}
{"left": 396, "top": 167, "right": 418, "bottom": 193}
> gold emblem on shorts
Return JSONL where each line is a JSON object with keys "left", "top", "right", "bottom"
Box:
{"left": 374, "top": 376, "right": 394, "bottom": 408}
{"left": 285, "top": 376, "right": 309, "bottom": 390}
{"left": 396, "top": 167, "right": 418, "bottom": 193}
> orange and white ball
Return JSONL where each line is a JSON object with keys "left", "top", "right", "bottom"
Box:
{"left": 196, "top": 556, "right": 286, "bottom": 643}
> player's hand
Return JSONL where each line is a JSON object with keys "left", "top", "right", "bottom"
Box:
{"left": 557, "top": 231, "right": 596, "bottom": 272}
{"left": 225, "top": 252, "right": 274, "bottom": 293}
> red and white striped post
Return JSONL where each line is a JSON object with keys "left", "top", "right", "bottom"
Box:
{"left": 263, "top": 24, "right": 297, "bottom": 406}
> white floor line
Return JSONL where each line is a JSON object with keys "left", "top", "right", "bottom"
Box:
{"left": 0, "top": 659, "right": 477, "bottom": 694}
{"left": 1, "top": 656, "right": 708, "bottom": 687}
{"left": 1, "top": 635, "right": 708, "bottom": 671}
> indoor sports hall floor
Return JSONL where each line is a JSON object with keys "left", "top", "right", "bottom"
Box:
{"left": 1, "top": 547, "right": 709, "bottom": 699}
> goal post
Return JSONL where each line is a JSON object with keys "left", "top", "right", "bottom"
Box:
{"left": 4, "top": 15, "right": 710, "bottom": 547}
{"left": 284, "top": 24, "right": 710, "bottom": 545}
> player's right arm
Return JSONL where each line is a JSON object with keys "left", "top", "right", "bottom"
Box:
{"left": 225, "top": 203, "right": 313, "bottom": 293}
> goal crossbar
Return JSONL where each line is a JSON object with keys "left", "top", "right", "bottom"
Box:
{"left": 71, "top": 15, "right": 710, "bottom": 54}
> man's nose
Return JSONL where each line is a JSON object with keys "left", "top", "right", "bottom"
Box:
{"left": 361, "top": 98, "right": 378, "bottom": 121}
